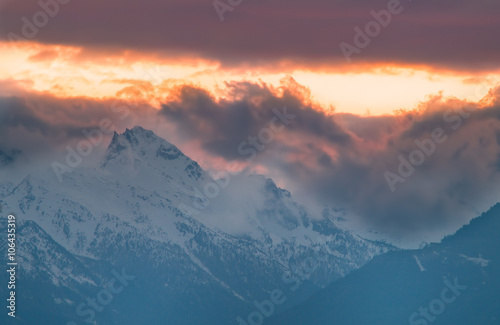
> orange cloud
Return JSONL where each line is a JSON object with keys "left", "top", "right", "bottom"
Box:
{"left": 1, "top": 41, "right": 499, "bottom": 116}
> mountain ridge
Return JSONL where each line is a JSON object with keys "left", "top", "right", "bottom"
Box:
{"left": 270, "top": 203, "right": 500, "bottom": 325}
{"left": 0, "top": 126, "right": 394, "bottom": 325}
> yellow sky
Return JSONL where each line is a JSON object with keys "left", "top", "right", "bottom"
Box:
{"left": 0, "top": 41, "right": 497, "bottom": 115}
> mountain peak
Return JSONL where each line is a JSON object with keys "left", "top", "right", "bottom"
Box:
{"left": 101, "top": 126, "right": 207, "bottom": 182}
{"left": 116, "top": 126, "right": 167, "bottom": 147}
{"left": 105, "top": 126, "right": 178, "bottom": 161}
{"left": 123, "top": 126, "right": 156, "bottom": 142}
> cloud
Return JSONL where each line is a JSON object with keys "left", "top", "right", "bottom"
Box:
{"left": 159, "top": 79, "right": 352, "bottom": 160}
{"left": 156, "top": 80, "right": 500, "bottom": 244}
{"left": 277, "top": 94, "right": 500, "bottom": 243}
{"left": 2, "top": 79, "right": 500, "bottom": 246}
{"left": 1, "top": 0, "right": 499, "bottom": 72}
{"left": 0, "top": 89, "right": 159, "bottom": 164}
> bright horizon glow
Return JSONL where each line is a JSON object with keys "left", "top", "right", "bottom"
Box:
{"left": 0, "top": 41, "right": 498, "bottom": 115}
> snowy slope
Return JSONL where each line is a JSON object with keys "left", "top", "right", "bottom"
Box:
{"left": 0, "top": 126, "right": 394, "bottom": 324}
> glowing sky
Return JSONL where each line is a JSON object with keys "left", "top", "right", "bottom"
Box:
{"left": 1, "top": 42, "right": 498, "bottom": 115}
{"left": 1, "top": 0, "right": 499, "bottom": 114}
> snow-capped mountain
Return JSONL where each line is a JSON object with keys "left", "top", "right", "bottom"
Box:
{"left": 0, "top": 126, "right": 393, "bottom": 325}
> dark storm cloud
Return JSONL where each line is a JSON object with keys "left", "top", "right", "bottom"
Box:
{"left": 160, "top": 81, "right": 351, "bottom": 160}
{"left": 1, "top": 0, "right": 499, "bottom": 71}
{"left": 0, "top": 90, "right": 157, "bottom": 159}
{"left": 158, "top": 80, "right": 500, "bottom": 242}
{"left": 278, "top": 95, "right": 500, "bottom": 242}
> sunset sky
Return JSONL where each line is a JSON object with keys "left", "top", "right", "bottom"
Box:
{"left": 1, "top": 0, "right": 500, "bottom": 245}
{"left": 1, "top": 0, "right": 500, "bottom": 114}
